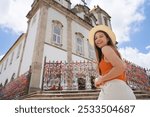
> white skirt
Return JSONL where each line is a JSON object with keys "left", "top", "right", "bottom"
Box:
{"left": 98, "top": 79, "right": 136, "bottom": 100}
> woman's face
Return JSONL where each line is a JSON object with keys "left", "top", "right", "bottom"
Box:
{"left": 94, "top": 31, "right": 109, "bottom": 48}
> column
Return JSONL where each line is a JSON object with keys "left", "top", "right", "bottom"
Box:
{"left": 29, "top": 4, "right": 49, "bottom": 92}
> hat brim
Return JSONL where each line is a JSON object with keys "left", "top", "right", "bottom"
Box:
{"left": 89, "top": 25, "right": 116, "bottom": 47}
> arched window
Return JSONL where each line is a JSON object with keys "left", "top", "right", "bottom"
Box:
{"left": 16, "top": 44, "right": 22, "bottom": 59}
{"left": 52, "top": 20, "right": 63, "bottom": 46}
{"left": 4, "top": 58, "right": 8, "bottom": 70}
{"left": 10, "top": 73, "right": 15, "bottom": 81}
{"left": 75, "top": 32, "right": 84, "bottom": 55}
{"left": 4, "top": 79, "right": 8, "bottom": 87}
{"left": 88, "top": 42, "right": 94, "bottom": 59}
{"left": 0, "top": 64, "right": 3, "bottom": 74}
{"left": 103, "top": 16, "right": 108, "bottom": 26}
{"left": 10, "top": 52, "right": 14, "bottom": 65}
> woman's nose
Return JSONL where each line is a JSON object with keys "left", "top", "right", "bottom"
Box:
{"left": 97, "top": 38, "right": 103, "bottom": 42}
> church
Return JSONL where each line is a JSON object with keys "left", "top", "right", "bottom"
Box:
{"left": 0, "top": 0, "right": 113, "bottom": 91}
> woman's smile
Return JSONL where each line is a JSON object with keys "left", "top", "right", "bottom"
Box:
{"left": 94, "top": 31, "right": 108, "bottom": 48}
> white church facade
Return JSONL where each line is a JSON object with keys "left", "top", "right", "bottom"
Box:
{"left": 0, "top": 0, "right": 112, "bottom": 91}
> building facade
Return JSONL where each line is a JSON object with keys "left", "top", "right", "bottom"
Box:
{"left": 0, "top": 34, "right": 26, "bottom": 87}
{"left": 0, "top": 0, "right": 112, "bottom": 91}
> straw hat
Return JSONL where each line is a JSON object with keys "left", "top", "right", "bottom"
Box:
{"left": 89, "top": 25, "right": 116, "bottom": 46}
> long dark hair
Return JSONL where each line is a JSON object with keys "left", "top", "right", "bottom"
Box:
{"left": 94, "top": 31, "right": 121, "bottom": 62}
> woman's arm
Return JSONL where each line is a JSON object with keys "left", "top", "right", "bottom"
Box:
{"left": 96, "top": 46, "right": 126, "bottom": 84}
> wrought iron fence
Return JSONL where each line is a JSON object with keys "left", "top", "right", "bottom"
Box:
{"left": 42, "top": 57, "right": 150, "bottom": 91}
{"left": 42, "top": 58, "right": 99, "bottom": 90}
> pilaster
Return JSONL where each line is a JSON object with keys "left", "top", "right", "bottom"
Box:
{"left": 66, "top": 16, "right": 73, "bottom": 89}
{"left": 29, "top": 3, "right": 48, "bottom": 92}
{"left": 66, "top": 16, "right": 72, "bottom": 63}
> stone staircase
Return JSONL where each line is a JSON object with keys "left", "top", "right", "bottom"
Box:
{"left": 21, "top": 89, "right": 99, "bottom": 100}
{"left": 21, "top": 89, "right": 150, "bottom": 100}
{"left": 133, "top": 90, "right": 150, "bottom": 100}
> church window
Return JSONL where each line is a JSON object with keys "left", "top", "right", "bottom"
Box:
{"left": 10, "top": 73, "right": 15, "bottom": 81}
{"left": 16, "top": 44, "right": 22, "bottom": 59}
{"left": 4, "top": 79, "right": 8, "bottom": 87}
{"left": 10, "top": 52, "right": 14, "bottom": 65}
{"left": 88, "top": 42, "right": 94, "bottom": 59}
{"left": 0, "top": 64, "right": 3, "bottom": 74}
{"left": 75, "top": 33, "right": 84, "bottom": 56}
{"left": 4, "top": 58, "right": 8, "bottom": 70}
{"left": 103, "top": 16, "right": 108, "bottom": 26}
{"left": 52, "top": 20, "right": 63, "bottom": 46}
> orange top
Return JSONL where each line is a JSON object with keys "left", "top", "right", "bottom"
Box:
{"left": 99, "top": 58, "right": 126, "bottom": 82}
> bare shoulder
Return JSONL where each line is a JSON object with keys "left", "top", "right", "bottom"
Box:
{"left": 101, "top": 45, "right": 114, "bottom": 54}
{"left": 101, "top": 45, "right": 118, "bottom": 61}
{"left": 101, "top": 45, "right": 124, "bottom": 66}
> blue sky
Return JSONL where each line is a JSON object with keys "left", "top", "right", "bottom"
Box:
{"left": 0, "top": 28, "right": 19, "bottom": 56}
{"left": 120, "top": 2, "right": 150, "bottom": 54}
{"left": 0, "top": 0, "right": 150, "bottom": 69}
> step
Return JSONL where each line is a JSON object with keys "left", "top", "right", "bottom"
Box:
{"left": 24, "top": 95, "right": 98, "bottom": 100}
{"left": 22, "top": 89, "right": 150, "bottom": 100}
{"left": 21, "top": 89, "right": 100, "bottom": 99}
{"left": 42, "top": 89, "right": 100, "bottom": 93}
{"left": 134, "top": 90, "right": 148, "bottom": 94}
{"left": 135, "top": 94, "right": 150, "bottom": 99}
{"left": 32, "top": 92, "right": 99, "bottom": 97}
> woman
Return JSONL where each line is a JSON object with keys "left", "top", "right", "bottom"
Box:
{"left": 89, "top": 25, "right": 136, "bottom": 100}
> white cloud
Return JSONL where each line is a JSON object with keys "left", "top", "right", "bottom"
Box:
{"left": 146, "top": 45, "right": 150, "bottom": 50}
{"left": 119, "top": 47, "right": 150, "bottom": 69}
{"left": 0, "top": 54, "right": 4, "bottom": 60}
{"left": 0, "top": 0, "right": 33, "bottom": 33}
{"left": 0, "top": 0, "right": 86, "bottom": 33}
{"left": 0, "top": 0, "right": 149, "bottom": 69}
{"left": 0, "top": 0, "right": 146, "bottom": 38}
{"left": 87, "top": 0, "right": 146, "bottom": 44}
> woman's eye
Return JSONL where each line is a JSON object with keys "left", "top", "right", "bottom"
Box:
{"left": 99, "top": 35, "right": 103, "bottom": 38}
